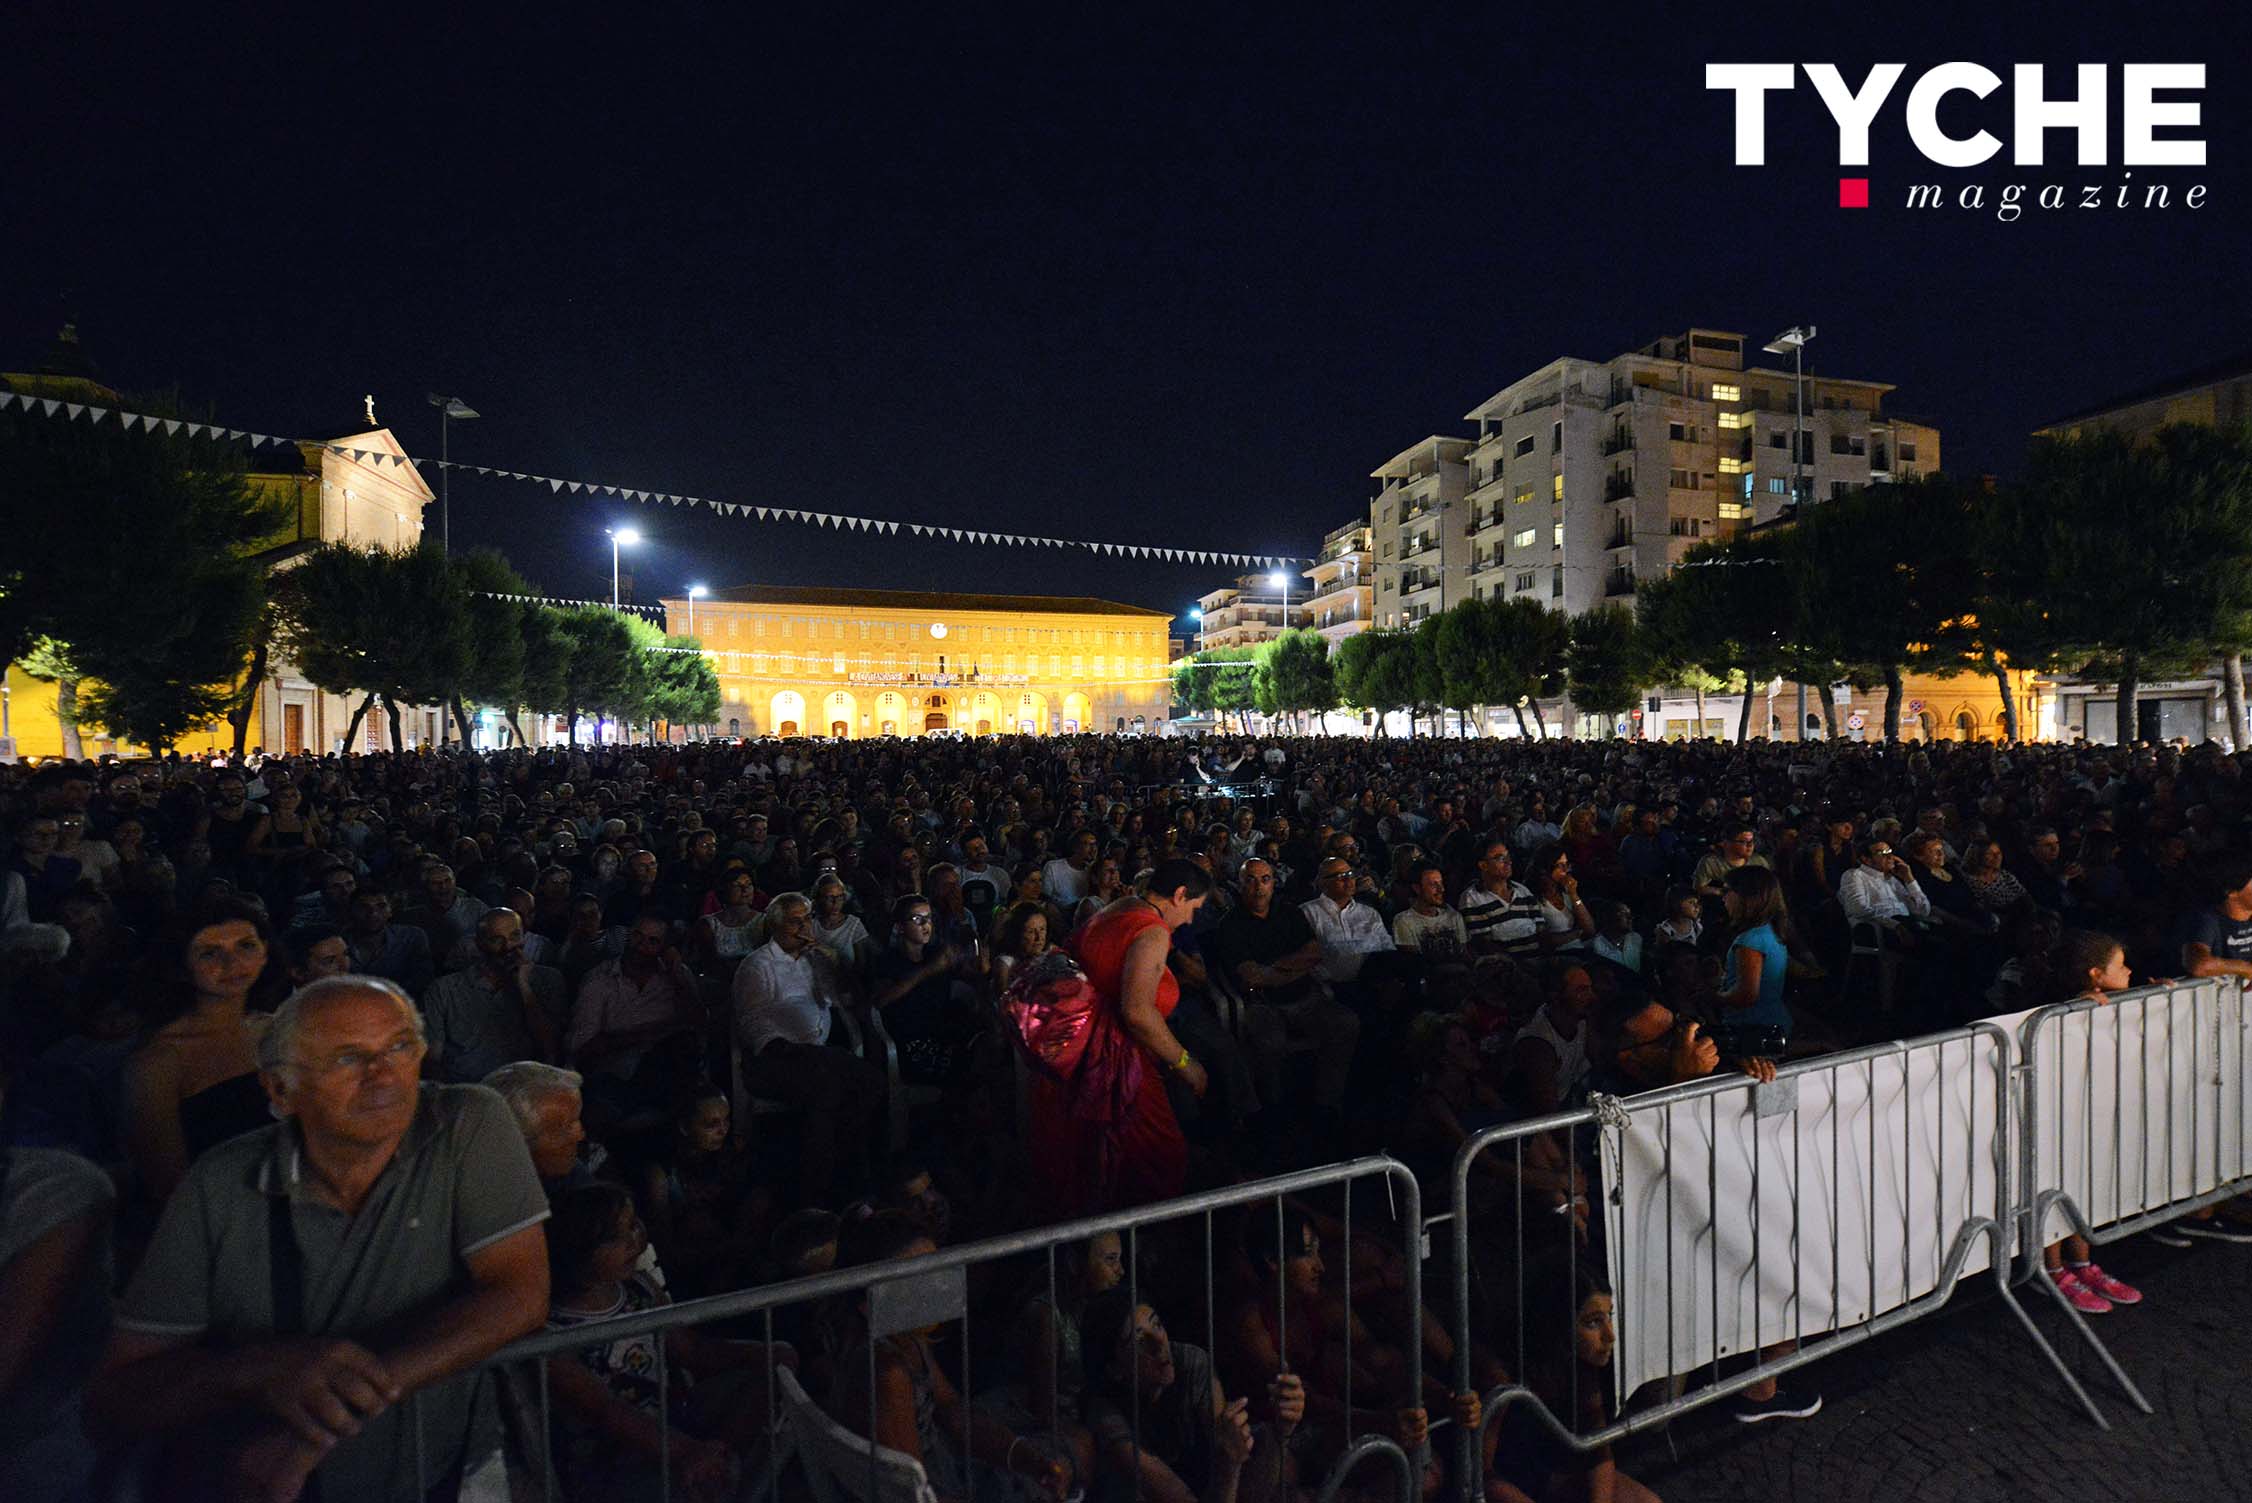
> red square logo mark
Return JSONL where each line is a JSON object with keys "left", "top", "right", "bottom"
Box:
{"left": 1839, "top": 177, "right": 1870, "bottom": 208}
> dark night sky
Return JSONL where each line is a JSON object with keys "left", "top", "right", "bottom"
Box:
{"left": 4, "top": 8, "right": 2247, "bottom": 629}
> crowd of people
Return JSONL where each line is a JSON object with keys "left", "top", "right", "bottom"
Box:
{"left": 6, "top": 727, "right": 2252, "bottom": 1501}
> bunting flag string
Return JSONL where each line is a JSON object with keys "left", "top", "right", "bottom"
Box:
{"left": 474, "top": 591, "right": 665, "bottom": 619}
{"left": 0, "top": 389, "right": 1306, "bottom": 566}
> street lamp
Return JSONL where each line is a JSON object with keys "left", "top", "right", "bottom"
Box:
{"left": 686, "top": 583, "right": 706, "bottom": 637}
{"left": 425, "top": 394, "right": 478, "bottom": 556}
{"left": 1759, "top": 327, "right": 1815, "bottom": 512}
{"left": 1763, "top": 325, "right": 1817, "bottom": 739}
{"left": 425, "top": 394, "right": 477, "bottom": 748}
{"left": 607, "top": 526, "right": 641, "bottom": 607}
{"left": 1269, "top": 571, "right": 1290, "bottom": 638}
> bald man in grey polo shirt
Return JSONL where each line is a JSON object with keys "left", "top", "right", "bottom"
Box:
{"left": 90, "top": 976, "right": 550, "bottom": 1502}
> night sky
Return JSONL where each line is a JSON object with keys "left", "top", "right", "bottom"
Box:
{"left": 4, "top": 8, "right": 2247, "bottom": 629}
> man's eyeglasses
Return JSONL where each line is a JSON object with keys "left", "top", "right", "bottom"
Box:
{"left": 295, "top": 1037, "right": 425, "bottom": 1080}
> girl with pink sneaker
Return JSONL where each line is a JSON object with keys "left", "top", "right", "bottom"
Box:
{"left": 2041, "top": 930, "right": 2145, "bottom": 1316}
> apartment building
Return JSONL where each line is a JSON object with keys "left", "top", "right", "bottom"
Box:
{"left": 1195, "top": 570, "right": 1310, "bottom": 651}
{"left": 1304, "top": 520, "right": 1375, "bottom": 643}
{"left": 1369, "top": 436, "right": 1473, "bottom": 628}
{"left": 1365, "top": 331, "right": 1941, "bottom": 624}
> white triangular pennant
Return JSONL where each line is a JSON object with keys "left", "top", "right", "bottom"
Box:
{"left": 64, "top": 402, "right": 86, "bottom": 420}
{"left": 566, "top": 482, "right": 583, "bottom": 494}
{"left": 0, "top": 392, "right": 17, "bottom": 409}
{"left": 226, "top": 428, "right": 244, "bottom": 440}
{"left": 548, "top": 478, "right": 563, "bottom": 492}
{"left": 40, "top": 398, "right": 61, "bottom": 416}
{"left": 158, "top": 418, "right": 180, "bottom": 435}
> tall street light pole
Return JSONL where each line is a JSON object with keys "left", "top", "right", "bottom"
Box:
{"left": 686, "top": 583, "right": 707, "bottom": 743}
{"left": 1763, "top": 325, "right": 1816, "bottom": 740}
{"left": 425, "top": 394, "right": 478, "bottom": 557}
{"left": 426, "top": 394, "right": 478, "bottom": 747}
{"left": 607, "top": 526, "right": 641, "bottom": 607}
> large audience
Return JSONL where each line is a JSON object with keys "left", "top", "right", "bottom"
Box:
{"left": 7, "top": 728, "right": 2252, "bottom": 1501}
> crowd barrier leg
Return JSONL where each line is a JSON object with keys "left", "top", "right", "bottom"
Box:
{"left": 1996, "top": 1185, "right": 2151, "bottom": 1428}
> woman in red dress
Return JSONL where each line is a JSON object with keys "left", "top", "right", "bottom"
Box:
{"left": 1009, "top": 858, "right": 1212, "bottom": 1215}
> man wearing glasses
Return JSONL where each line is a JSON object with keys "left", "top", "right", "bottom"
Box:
{"left": 1837, "top": 837, "right": 1932, "bottom": 935}
{"left": 1298, "top": 859, "right": 1395, "bottom": 985}
{"left": 92, "top": 976, "right": 551, "bottom": 1502}
{"left": 1692, "top": 821, "right": 1770, "bottom": 899}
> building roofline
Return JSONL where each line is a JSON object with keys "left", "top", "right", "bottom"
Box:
{"left": 1370, "top": 434, "right": 1471, "bottom": 478}
{"left": 2034, "top": 351, "right": 2252, "bottom": 432}
{"left": 672, "top": 584, "right": 1171, "bottom": 618}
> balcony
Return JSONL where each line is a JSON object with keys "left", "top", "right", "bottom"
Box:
{"left": 1606, "top": 529, "right": 1633, "bottom": 551}
{"left": 1464, "top": 509, "right": 1502, "bottom": 536}
{"left": 1604, "top": 473, "right": 1636, "bottom": 502}
{"left": 1600, "top": 428, "right": 1635, "bottom": 456}
{"left": 1470, "top": 554, "right": 1504, "bottom": 576}
{"left": 1400, "top": 534, "right": 1438, "bottom": 560}
{"left": 1604, "top": 572, "right": 1636, "bottom": 598}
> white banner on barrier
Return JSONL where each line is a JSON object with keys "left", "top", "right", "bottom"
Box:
{"left": 2022, "top": 979, "right": 2250, "bottom": 1242}
{"left": 1604, "top": 1030, "right": 2008, "bottom": 1397}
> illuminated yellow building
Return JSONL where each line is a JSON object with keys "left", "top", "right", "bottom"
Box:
{"left": 668, "top": 586, "right": 1173, "bottom": 738}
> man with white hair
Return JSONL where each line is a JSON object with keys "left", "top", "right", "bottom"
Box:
{"left": 90, "top": 976, "right": 550, "bottom": 1502}
{"left": 483, "top": 1060, "right": 598, "bottom": 1195}
{"left": 733, "top": 890, "right": 883, "bottom": 1203}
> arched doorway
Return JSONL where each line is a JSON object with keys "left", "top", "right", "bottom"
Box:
{"left": 1953, "top": 706, "right": 1980, "bottom": 742}
{"left": 727, "top": 717, "right": 740, "bottom": 737}
{"left": 964, "top": 691, "right": 1001, "bottom": 736}
{"left": 770, "top": 691, "right": 805, "bottom": 739}
{"left": 824, "top": 689, "right": 858, "bottom": 740}
{"left": 1917, "top": 710, "right": 1938, "bottom": 741}
{"left": 1062, "top": 692, "right": 1092, "bottom": 734}
{"left": 1014, "top": 690, "right": 1049, "bottom": 735}
{"left": 921, "top": 692, "right": 951, "bottom": 734}
{"left": 873, "top": 691, "right": 906, "bottom": 736}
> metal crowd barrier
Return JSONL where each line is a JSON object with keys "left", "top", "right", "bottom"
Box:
{"left": 382, "top": 983, "right": 2252, "bottom": 1502}
{"left": 1439, "top": 1022, "right": 2121, "bottom": 1496}
{"left": 448, "top": 1156, "right": 1425, "bottom": 1503}
{"left": 2017, "top": 977, "right": 2251, "bottom": 1262}
{"left": 2010, "top": 977, "right": 2252, "bottom": 1421}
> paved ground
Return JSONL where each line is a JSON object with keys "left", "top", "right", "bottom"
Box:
{"left": 1620, "top": 1235, "right": 2252, "bottom": 1503}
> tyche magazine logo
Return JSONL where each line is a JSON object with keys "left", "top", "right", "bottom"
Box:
{"left": 1706, "top": 62, "right": 2209, "bottom": 220}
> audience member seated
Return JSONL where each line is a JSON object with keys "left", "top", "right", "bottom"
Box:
{"left": 123, "top": 898, "right": 284, "bottom": 1207}
{"left": 732, "top": 892, "right": 884, "bottom": 1206}
{"left": 422, "top": 907, "right": 567, "bottom": 1084}
{"left": 545, "top": 1182, "right": 793, "bottom": 1501}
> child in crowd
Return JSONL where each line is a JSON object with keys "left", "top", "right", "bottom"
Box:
{"left": 1490, "top": 1260, "right": 1658, "bottom": 1503}
{"left": 638, "top": 1084, "right": 775, "bottom": 1299}
{"left": 1589, "top": 901, "right": 1643, "bottom": 976}
{"left": 545, "top": 1183, "right": 793, "bottom": 1502}
{"left": 2039, "top": 930, "right": 2145, "bottom": 1315}
{"left": 1652, "top": 886, "right": 1702, "bottom": 949}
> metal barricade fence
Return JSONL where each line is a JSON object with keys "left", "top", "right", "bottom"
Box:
{"left": 2010, "top": 977, "right": 2252, "bottom": 1421}
{"left": 442, "top": 1156, "right": 1424, "bottom": 1503}
{"left": 2017, "top": 977, "right": 2251, "bottom": 1262}
{"left": 1441, "top": 1022, "right": 2098, "bottom": 1497}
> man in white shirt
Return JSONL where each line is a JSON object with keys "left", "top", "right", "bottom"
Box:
{"left": 1838, "top": 838, "right": 1932, "bottom": 932}
{"left": 1043, "top": 829, "right": 1099, "bottom": 907}
{"left": 1300, "top": 859, "right": 1396, "bottom": 984}
{"left": 732, "top": 892, "right": 883, "bottom": 1202}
